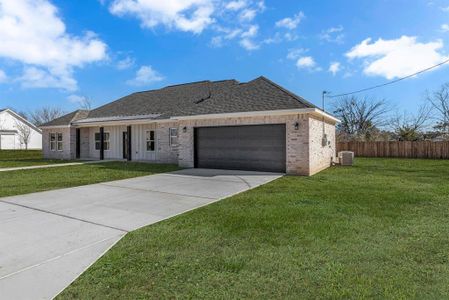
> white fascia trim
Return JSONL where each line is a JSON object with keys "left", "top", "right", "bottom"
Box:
{"left": 69, "top": 108, "right": 339, "bottom": 128}
{"left": 40, "top": 125, "right": 71, "bottom": 129}
{"left": 171, "top": 108, "right": 340, "bottom": 123}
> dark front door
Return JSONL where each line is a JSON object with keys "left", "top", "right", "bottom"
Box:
{"left": 123, "top": 132, "right": 128, "bottom": 159}
{"left": 194, "top": 124, "right": 286, "bottom": 173}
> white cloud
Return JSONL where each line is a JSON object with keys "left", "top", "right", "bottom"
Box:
{"left": 0, "top": 0, "right": 107, "bottom": 91}
{"left": 287, "top": 48, "right": 308, "bottom": 60}
{"left": 117, "top": 56, "right": 135, "bottom": 70}
{"left": 212, "top": 24, "right": 258, "bottom": 50}
{"left": 441, "top": 6, "right": 449, "bottom": 11}
{"left": 225, "top": 28, "right": 243, "bottom": 39}
{"left": 346, "top": 36, "right": 449, "bottom": 79}
{"left": 127, "top": 65, "right": 164, "bottom": 86}
{"left": 241, "top": 24, "right": 258, "bottom": 38}
{"left": 328, "top": 62, "right": 341, "bottom": 75}
{"left": 18, "top": 67, "right": 77, "bottom": 90}
{"left": 296, "top": 56, "right": 316, "bottom": 69}
{"left": 225, "top": 0, "right": 246, "bottom": 11}
{"left": 0, "top": 69, "right": 7, "bottom": 83}
{"left": 67, "top": 94, "right": 86, "bottom": 104}
{"left": 284, "top": 32, "right": 298, "bottom": 41}
{"left": 441, "top": 24, "right": 449, "bottom": 32}
{"left": 207, "top": 1, "right": 265, "bottom": 50}
{"left": 109, "top": 0, "right": 215, "bottom": 34}
{"left": 210, "top": 36, "right": 223, "bottom": 47}
{"left": 263, "top": 32, "right": 282, "bottom": 44}
{"left": 240, "top": 38, "right": 259, "bottom": 50}
{"left": 275, "top": 12, "right": 304, "bottom": 30}
{"left": 239, "top": 9, "right": 256, "bottom": 22}
{"left": 320, "top": 25, "right": 344, "bottom": 43}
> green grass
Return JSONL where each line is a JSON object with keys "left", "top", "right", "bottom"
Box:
{"left": 58, "top": 158, "right": 449, "bottom": 299}
{"left": 0, "top": 150, "right": 73, "bottom": 168}
{"left": 0, "top": 162, "right": 179, "bottom": 198}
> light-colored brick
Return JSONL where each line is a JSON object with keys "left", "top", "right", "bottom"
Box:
{"left": 42, "top": 112, "right": 336, "bottom": 175}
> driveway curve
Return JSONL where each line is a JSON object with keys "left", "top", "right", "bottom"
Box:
{"left": 0, "top": 168, "right": 282, "bottom": 300}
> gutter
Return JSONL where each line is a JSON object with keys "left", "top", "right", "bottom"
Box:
{"left": 171, "top": 108, "right": 340, "bottom": 123}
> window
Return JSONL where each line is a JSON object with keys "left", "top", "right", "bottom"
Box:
{"left": 57, "top": 133, "right": 63, "bottom": 151}
{"left": 95, "top": 132, "right": 110, "bottom": 151}
{"left": 146, "top": 130, "right": 155, "bottom": 151}
{"left": 50, "top": 133, "right": 56, "bottom": 151}
{"left": 169, "top": 128, "right": 178, "bottom": 146}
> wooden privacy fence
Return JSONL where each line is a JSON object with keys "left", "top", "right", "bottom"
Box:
{"left": 337, "top": 141, "right": 449, "bottom": 159}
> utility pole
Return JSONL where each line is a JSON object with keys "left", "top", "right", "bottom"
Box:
{"left": 322, "top": 90, "right": 329, "bottom": 112}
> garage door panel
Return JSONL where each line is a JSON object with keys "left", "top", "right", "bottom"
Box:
{"left": 0, "top": 135, "right": 16, "bottom": 150}
{"left": 195, "top": 124, "right": 286, "bottom": 172}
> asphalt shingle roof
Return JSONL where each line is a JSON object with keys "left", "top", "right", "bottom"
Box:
{"left": 41, "top": 110, "right": 89, "bottom": 127}
{"left": 42, "top": 76, "right": 317, "bottom": 126}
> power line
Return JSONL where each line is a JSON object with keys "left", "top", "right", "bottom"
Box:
{"left": 327, "top": 58, "right": 449, "bottom": 98}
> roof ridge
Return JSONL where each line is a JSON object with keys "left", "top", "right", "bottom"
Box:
{"left": 210, "top": 79, "right": 239, "bottom": 84}
{"left": 163, "top": 80, "right": 210, "bottom": 89}
{"left": 255, "top": 76, "right": 318, "bottom": 109}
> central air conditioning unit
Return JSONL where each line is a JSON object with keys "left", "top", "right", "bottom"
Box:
{"left": 338, "top": 151, "right": 354, "bottom": 166}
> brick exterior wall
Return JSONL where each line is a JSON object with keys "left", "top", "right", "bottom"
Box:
{"left": 42, "top": 113, "right": 336, "bottom": 175}
{"left": 177, "top": 114, "right": 311, "bottom": 175}
{"left": 42, "top": 127, "right": 76, "bottom": 160}
{"left": 155, "top": 121, "right": 179, "bottom": 164}
{"left": 308, "top": 116, "right": 336, "bottom": 175}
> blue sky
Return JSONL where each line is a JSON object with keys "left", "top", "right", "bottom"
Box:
{"left": 1, "top": 0, "right": 449, "bottom": 115}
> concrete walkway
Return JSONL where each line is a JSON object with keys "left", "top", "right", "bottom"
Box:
{"left": 0, "top": 168, "right": 282, "bottom": 300}
{"left": 0, "top": 160, "right": 110, "bottom": 172}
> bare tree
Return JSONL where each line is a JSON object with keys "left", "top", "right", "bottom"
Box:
{"left": 426, "top": 82, "right": 449, "bottom": 133}
{"left": 390, "top": 104, "right": 432, "bottom": 141}
{"left": 29, "top": 107, "right": 65, "bottom": 126}
{"left": 15, "top": 120, "right": 32, "bottom": 150}
{"left": 332, "top": 95, "right": 390, "bottom": 141}
{"left": 77, "top": 96, "right": 93, "bottom": 110}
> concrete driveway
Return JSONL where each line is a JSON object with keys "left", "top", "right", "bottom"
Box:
{"left": 0, "top": 168, "right": 282, "bottom": 300}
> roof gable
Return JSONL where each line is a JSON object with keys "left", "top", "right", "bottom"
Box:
{"left": 0, "top": 109, "right": 42, "bottom": 133}
{"left": 40, "top": 110, "right": 89, "bottom": 127}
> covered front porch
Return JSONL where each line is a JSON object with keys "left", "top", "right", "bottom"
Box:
{"left": 74, "top": 122, "right": 178, "bottom": 164}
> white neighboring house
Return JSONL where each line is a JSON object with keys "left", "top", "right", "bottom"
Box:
{"left": 0, "top": 109, "right": 42, "bottom": 150}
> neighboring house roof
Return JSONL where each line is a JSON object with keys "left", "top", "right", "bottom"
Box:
{"left": 42, "top": 76, "right": 320, "bottom": 127}
{"left": 0, "top": 108, "right": 42, "bottom": 133}
{"left": 41, "top": 110, "right": 89, "bottom": 127}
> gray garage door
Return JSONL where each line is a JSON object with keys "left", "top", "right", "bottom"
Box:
{"left": 194, "top": 124, "right": 286, "bottom": 173}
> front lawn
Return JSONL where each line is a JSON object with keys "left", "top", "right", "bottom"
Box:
{"left": 58, "top": 158, "right": 449, "bottom": 299}
{"left": 0, "top": 162, "right": 179, "bottom": 198}
{"left": 0, "top": 150, "right": 73, "bottom": 168}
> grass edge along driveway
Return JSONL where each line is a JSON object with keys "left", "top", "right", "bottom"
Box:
{"left": 58, "top": 158, "right": 449, "bottom": 299}
{"left": 0, "top": 161, "right": 179, "bottom": 198}
{"left": 0, "top": 150, "right": 76, "bottom": 169}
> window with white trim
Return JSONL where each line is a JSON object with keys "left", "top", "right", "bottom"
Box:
{"left": 146, "top": 130, "right": 155, "bottom": 151}
{"left": 169, "top": 128, "right": 178, "bottom": 147}
{"left": 57, "top": 133, "right": 63, "bottom": 151}
{"left": 50, "top": 133, "right": 56, "bottom": 151}
{"left": 94, "top": 132, "right": 110, "bottom": 150}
